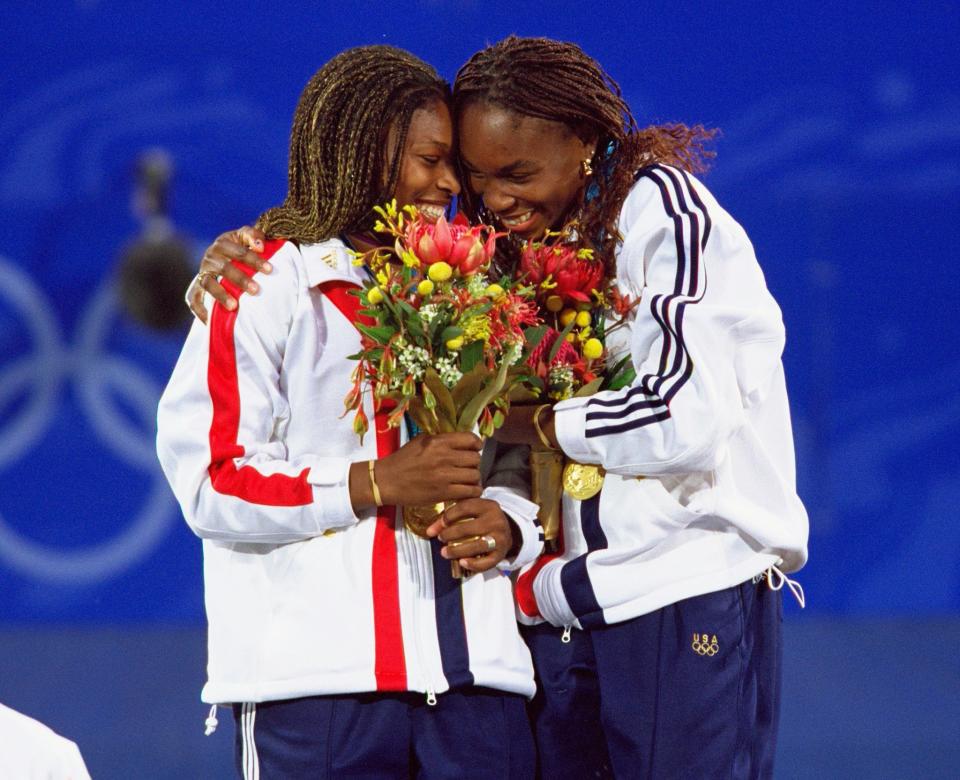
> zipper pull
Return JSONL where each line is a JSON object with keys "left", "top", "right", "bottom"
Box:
{"left": 204, "top": 704, "right": 219, "bottom": 736}
{"left": 426, "top": 690, "right": 438, "bottom": 706}
{"left": 561, "top": 625, "right": 572, "bottom": 644}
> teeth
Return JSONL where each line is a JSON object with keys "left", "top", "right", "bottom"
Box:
{"left": 501, "top": 211, "right": 533, "bottom": 227}
{"left": 418, "top": 204, "right": 445, "bottom": 220}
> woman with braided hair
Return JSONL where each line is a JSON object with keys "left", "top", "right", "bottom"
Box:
{"left": 453, "top": 37, "right": 808, "bottom": 779}
{"left": 159, "top": 45, "right": 539, "bottom": 778}
{"left": 196, "top": 37, "right": 808, "bottom": 779}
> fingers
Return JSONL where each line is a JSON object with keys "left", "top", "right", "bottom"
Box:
{"left": 432, "top": 432, "right": 483, "bottom": 451}
{"left": 189, "top": 285, "right": 209, "bottom": 325}
{"left": 440, "top": 498, "right": 489, "bottom": 526}
{"left": 199, "top": 274, "right": 237, "bottom": 311}
{"left": 436, "top": 499, "right": 513, "bottom": 569}
{"left": 237, "top": 225, "right": 268, "bottom": 253}
{"left": 220, "top": 260, "right": 260, "bottom": 295}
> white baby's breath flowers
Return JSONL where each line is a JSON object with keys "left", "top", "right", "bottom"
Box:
{"left": 434, "top": 356, "right": 463, "bottom": 388}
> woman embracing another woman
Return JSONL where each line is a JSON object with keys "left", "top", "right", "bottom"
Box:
{"left": 190, "top": 36, "right": 808, "bottom": 780}
{"left": 158, "top": 45, "right": 541, "bottom": 778}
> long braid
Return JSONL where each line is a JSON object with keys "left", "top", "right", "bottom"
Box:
{"left": 453, "top": 36, "right": 716, "bottom": 273}
{"left": 259, "top": 46, "right": 449, "bottom": 243}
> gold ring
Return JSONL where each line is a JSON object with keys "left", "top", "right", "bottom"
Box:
{"left": 196, "top": 269, "right": 217, "bottom": 287}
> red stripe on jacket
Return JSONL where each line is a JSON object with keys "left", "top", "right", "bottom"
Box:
{"left": 206, "top": 239, "right": 314, "bottom": 506}
{"left": 321, "top": 279, "right": 408, "bottom": 691}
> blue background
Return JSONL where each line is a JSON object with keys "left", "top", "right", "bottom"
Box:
{"left": 1, "top": 1, "right": 958, "bottom": 777}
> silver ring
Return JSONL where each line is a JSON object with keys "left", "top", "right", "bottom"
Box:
{"left": 481, "top": 534, "right": 496, "bottom": 552}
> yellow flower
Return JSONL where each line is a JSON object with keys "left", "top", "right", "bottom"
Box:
{"left": 417, "top": 279, "right": 435, "bottom": 296}
{"left": 446, "top": 336, "right": 464, "bottom": 351}
{"left": 367, "top": 286, "right": 384, "bottom": 305}
{"left": 546, "top": 295, "right": 564, "bottom": 312}
{"left": 401, "top": 249, "right": 420, "bottom": 268}
{"left": 485, "top": 283, "right": 505, "bottom": 299}
{"left": 575, "top": 310, "right": 592, "bottom": 328}
{"left": 565, "top": 331, "right": 576, "bottom": 343}
{"left": 559, "top": 308, "right": 577, "bottom": 328}
{"left": 583, "top": 338, "right": 603, "bottom": 360}
{"left": 461, "top": 314, "right": 492, "bottom": 344}
{"left": 428, "top": 262, "right": 453, "bottom": 282}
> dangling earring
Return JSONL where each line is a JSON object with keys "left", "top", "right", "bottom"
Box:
{"left": 581, "top": 157, "right": 594, "bottom": 177}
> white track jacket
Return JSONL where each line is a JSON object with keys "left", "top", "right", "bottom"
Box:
{"left": 521, "top": 165, "right": 809, "bottom": 630}
{"left": 157, "top": 238, "right": 541, "bottom": 704}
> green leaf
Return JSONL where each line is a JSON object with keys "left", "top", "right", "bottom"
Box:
{"left": 423, "top": 369, "right": 457, "bottom": 431}
{"left": 606, "top": 362, "right": 637, "bottom": 391}
{"left": 356, "top": 323, "right": 395, "bottom": 344}
{"left": 460, "top": 340, "right": 483, "bottom": 373}
{"left": 574, "top": 377, "right": 604, "bottom": 397}
{"left": 458, "top": 355, "right": 512, "bottom": 431}
{"left": 547, "top": 320, "right": 577, "bottom": 364}
{"left": 397, "top": 300, "right": 419, "bottom": 319}
{"left": 407, "top": 316, "right": 425, "bottom": 341}
{"left": 521, "top": 325, "right": 547, "bottom": 355}
{"left": 440, "top": 326, "right": 464, "bottom": 342}
{"left": 406, "top": 398, "right": 439, "bottom": 435}
{"left": 450, "top": 362, "right": 486, "bottom": 410}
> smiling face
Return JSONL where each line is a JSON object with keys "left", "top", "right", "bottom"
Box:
{"left": 390, "top": 99, "right": 460, "bottom": 222}
{"left": 457, "top": 101, "right": 595, "bottom": 240}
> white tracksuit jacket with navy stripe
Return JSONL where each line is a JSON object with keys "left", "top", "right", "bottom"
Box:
{"left": 156, "top": 237, "right": 541, "bottom": 704}
{"left": 525, "top": 165, "right": 809, "bottom": 630}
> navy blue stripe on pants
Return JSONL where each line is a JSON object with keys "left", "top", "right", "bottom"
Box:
{"left": 232, "top": 687, "right": 534, "bottom": 779}
{"left": 522, "top": 578, "right": 783, "bottom": 779}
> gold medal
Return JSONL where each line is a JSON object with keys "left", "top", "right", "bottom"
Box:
{"left": 562, "top": 462, "right": 605, "bottom": 500}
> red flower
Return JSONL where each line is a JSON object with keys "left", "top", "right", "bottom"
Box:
{"left": 405, "top": 212, "right": 498, "bottom": 276}
{"left": 527, "top": 328, "right": 584, "bottom": 371}
{"left": 489, "top": 293, "right": 540, "bottom": 348}
{"left": 520, "top": 242, "right": 604, "bottom": 305}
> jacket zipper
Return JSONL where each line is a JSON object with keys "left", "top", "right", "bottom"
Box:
{"left": 402, "top": 525, "right": 440, "bottom": 705}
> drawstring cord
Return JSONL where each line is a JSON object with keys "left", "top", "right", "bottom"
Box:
{"left": 764, "top": 560, "right": 806, "bottom": 608}
{"left": 204, "top": 704, "right": 219, "bottom": 736}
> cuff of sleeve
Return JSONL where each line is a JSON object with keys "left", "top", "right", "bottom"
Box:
{"left": 532, "top": 558, "right": 578, "bottom": 627}
{"left": 553, "top": 398, "right": 601, "bottom": 464}
{"left": 482, "top": 486, "right": 543, "bottom": 573}
{"left": 305, "top": 456, "right": 362, "bottom": 531}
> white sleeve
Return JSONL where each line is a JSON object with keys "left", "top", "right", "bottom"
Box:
{"left": 156, "top": 249, "right": 359, "bottom": 543}
{"left": 0, "top": 703, "right": 91, "bottom": 780}
{"left": 480, "top": 440, "right": 543, "bottom": 572}
{"left": 553, "top": 166, "right": 785, "bottom": 476}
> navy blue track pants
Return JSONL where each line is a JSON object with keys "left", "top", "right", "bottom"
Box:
{"left": 523, "top": 578, "right": 783, "bottom": 779}
{"left": 232, "top": 687, "right": 535, "bottom": 779}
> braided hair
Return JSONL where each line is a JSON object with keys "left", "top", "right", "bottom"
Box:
{"left": 453, "top": 35, "right": 716, "bottom": 270}
{"left": 258, "top": 45, "right": 450, "bottom": 243}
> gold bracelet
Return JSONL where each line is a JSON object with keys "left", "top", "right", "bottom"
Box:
{"left": 367, "top": 460, "right": 383, "bottom": 506}
{"left": 532, "top": 404, "right": 558, "bottom": 450}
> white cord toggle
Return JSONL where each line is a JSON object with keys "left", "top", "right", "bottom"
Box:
{"left": 561, "top": 625, "right": 572, "bottom": 644}
{"left": 765, "top": 562, "right": 806, "bottom": 608}
{"left": 426, "top": 690, "right": 437, "bottom": 707}
{"left": 204, "top": 704, "right": 219, "bottom": 736}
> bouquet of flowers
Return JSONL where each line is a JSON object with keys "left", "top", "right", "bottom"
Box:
{"left": 344, "top": 201, "right": 542, "bottom": 539}
{"left": 517, "top": 231, "right": 638, "bottom": 548}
